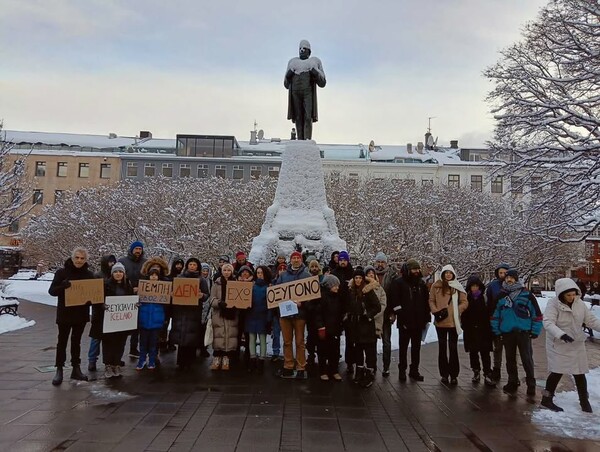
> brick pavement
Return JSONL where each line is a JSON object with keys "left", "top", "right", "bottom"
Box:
{"left": 0, "top": 300, "right": 599, "bottom": 452}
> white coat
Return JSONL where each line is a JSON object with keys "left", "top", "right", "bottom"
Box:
{"left": 543, "top": 278, "right": 600, "bottom": 374}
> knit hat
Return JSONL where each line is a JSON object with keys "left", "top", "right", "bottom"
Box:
{"left": 406, "top": 259, "right": 421, "bottom": 271}
{"left": 235, "top": 251, "right": 246, "bottom": 260}
{"left": 201, "top": 263, "right": 210, "bottom": 270}
{"left": 221, "top": 263, "right": 234, "bottom": 273}
{"left": 353, "top": 268, "right": 365, "bottom": 278}
{"left": 506, "top": 268, "right": 519, "bottom": 280}
{"left": 321, "top": 274, "right": 340, "bottom": 290}
{"left": 290, "top": 251, "right": 302, "bottom": 260}
{"left": 129, "top": 241, "right": 144, "bottom": 253}
{"left": 338, "top": 250, "right": 350, "bottom": 262}
{"left": 374, "top": 252, "right": 388, "bottom": 263}
{"left": 238, "top": 265, "right": 253, "bottom": 276}
{"left": 364, "top": 265, "right": 376, "bottom": 277}
{"left": 111, "top": 262, "right": 126, "bottom": 274}
{"left": 219, "top": 255, "right": 230, "bottom": 263}
{"left": 276, "top": 252, "right": 286, "bottom": 259}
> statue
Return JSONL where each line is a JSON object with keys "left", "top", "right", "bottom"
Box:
{"left": 284, "top": 40, "right": 326, "bottom": 140}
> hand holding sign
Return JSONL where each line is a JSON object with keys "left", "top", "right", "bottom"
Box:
{"left": 267, "top": 276, "right": 321, "bottom": 309}
{"left": 225, "top": 281, "right": 253, "bottom": 308}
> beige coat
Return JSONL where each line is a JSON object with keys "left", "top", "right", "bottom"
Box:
{"left": 544, "top": 278, "right": 600, "bottom": 374}
{"left": 428, "top": 280, "right": 468, "bottom": 328}
{"left": 364, "top": 278, "right": 387, "bottom": 336}
{"left": 209, "top": 277, "right": 239, "bottom": 353}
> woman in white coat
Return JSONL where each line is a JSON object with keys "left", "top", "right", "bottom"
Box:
{"left": 541, "top": 278, "right": 600, "bottom": 413}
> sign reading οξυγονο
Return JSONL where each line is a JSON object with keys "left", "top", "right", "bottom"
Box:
{"left": 267, "top": 276, "right": 321, "bottom": 309}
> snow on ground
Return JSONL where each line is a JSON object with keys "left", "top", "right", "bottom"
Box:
{"left": 532, "top": 367, "right": 600, "bottom": 440}
{"left": 0, "top": 314, "right": 36, "bottom": 334}
{"left": 1, "top": 280, "right": 56, "bottom": 306}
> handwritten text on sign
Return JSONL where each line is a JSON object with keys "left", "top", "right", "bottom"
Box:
{"left": 138, "top": 280, "right": 172, "bottom": 304}
{"left": 267, "top": 276, "right": 321, "bottom": 309}
{"left": 103, "top": 295, "right": 139, "bottom": 333}
{"left": 172, "top": 278, "right": 200, "bottom": 306}
{"left": 225, "top": 281, "right": 253, "bottom": 309}
{"left": 65, "top": 279, "right": 104, "bottom": 306}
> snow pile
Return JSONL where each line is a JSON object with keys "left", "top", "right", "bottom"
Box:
{"left": 287, "top": 56, "right": 324, "bottom": 76}
{"left": 0, "top": 315, "right": 35, "bottom": 334}
{"left": 249, "top": 140, "right": 346, "bottom": 264}
{"left": 532, "top": 367, "right": 600, "bottom": 440}
{"left": 1, "top": 280, "right": 56, "bottom": 306}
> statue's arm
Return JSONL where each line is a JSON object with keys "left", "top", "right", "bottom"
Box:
{"left": 311, "top": 58, "right": 326, "bottom": 88}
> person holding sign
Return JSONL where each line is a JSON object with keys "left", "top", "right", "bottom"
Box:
{"left": 49, "top": 247, "right": 96, "bottom": 386}
{"left": 245, "top": 266, "right": 273, "bottom": 373}
{"left": 136, "top": 258, "right": 168, "bottom": 370}
{"left": 209, "top": 263, "right": 239, "bottom": 371}
{"left": 275, "top": 250, "right": 310, "bottom": 379}
{"left": 100, "top": 262, "right": 134, "bottom": 378}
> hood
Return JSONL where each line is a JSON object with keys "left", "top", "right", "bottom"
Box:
{"left": 100, "top": 254, "right": 117, "bottom": 276}
{"left": 555, "top": 278, "right": 580, "bottom": 298}
{"left": 142, "top": 257, "right": 169, "bottom": 277}
{"left": 440, "top": 264, "right": 457, "bottom": 280}
{"left": 466, "top": 275, "right": 485, "bottom": 292}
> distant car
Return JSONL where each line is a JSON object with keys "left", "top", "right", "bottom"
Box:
{"left": 8, "top": 269, "right": 38, "bottom": 280}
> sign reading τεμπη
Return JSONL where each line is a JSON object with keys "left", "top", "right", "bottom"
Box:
{"left": 138, "top": 280, "right": 172, "bottom": 304}
{"left": 267, "top": 276, "right": 321, "bottom": 309}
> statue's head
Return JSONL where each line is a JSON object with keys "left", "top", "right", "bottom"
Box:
{"left": 299, "top": 40, "right": 311, "bottom": 60}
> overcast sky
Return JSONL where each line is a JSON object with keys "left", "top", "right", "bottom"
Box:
{"left": 1, "top": 0, "right": 547, "bottom": 147}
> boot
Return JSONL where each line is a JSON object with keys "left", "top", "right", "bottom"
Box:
{"left": 354, "top": 366, "right": 365, "bottom": 384}
{"left": 471, "top": 370, "right": 481, "bottom": 383}
{"left": 362, "top": 368, "right": 375, "bottom": 388}
{"left": 210, "top": 357, "right": 222, "bottom": 371}
{"left": 52, "top": 366, "right": 63, "bottom": 386}
{"left": 484, "top": 372, "right": 496, "bottom": 387}
{"left": 579, "top": 393, "right": 593, "bottom": 413}
{"left": 221, "top": 356, "right": 230, "bottom": 371}
{"left": 70, "top": 365, "right": 88, "bottom": 381}
{"left": 491, "top": 367, "right": 501, "bottom": 383}
{"left": 540, "top": 390, "right": 563, "bottom": 412}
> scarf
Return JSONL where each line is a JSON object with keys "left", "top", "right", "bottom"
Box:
{"left": 448, "top": 279, "right": 466, "bottom": 335}
{"left": 502, "top": 281, "right": 524, "bottom": 307}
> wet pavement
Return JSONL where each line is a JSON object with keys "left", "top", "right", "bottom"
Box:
{"left": 0, "top": 300, "right": 599, "bottom": 451}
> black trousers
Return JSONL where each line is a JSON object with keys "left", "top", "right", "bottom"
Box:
{"left": 545, "top": 372, "right": 588, "bottom": 396}
{"left": 398, "top": 327, "right": 422, "bottom": 374}
{"left": 292, "top": 90, "right": 314, "bottom": 140}
{"left": 353, "top": 342, "right": 377, "bottom": 370}
{"left": 317, "top": 335, "right": 340, "bottom": 375}
{"left": 503, "top": 331, "right": 535, "bottom": 386}
{"left": 55, "top": 322, "right": 86, "bottom": 367}
{"left": 102, "top": 332, "right": 128, "bottom": 366}
{"left": 469, "top": 350, "right": 492, "bottom": 374}
{"left": 177, "top": 346, "right": 196, "bottom": 367}
{"left": 436, "top": 327, "right": 459, "bottom": 378}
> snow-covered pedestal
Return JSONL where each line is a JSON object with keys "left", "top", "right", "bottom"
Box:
{"left": 249, "top": 140, "right": 346, "bottom": 264}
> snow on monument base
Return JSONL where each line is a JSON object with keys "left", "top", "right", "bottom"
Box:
{"left": 249, "top": 140, "right": 346, "bottom": 264}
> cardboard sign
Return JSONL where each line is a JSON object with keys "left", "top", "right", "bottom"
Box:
{"left": 279, "top": 300, "right": 299, "bottom": 317}
{"left": 225, "top": 281, "right": 253, "bottom": 309}
{"left": 138, "top": 280, "right": 172, "bottom": 304}
{"left": 267, "top": 276, "right": 321, "bottom": 309}
{"left": 65, "top": 279, "right": 104, "bottom": 306}
{"left": 172, "top": 278, "right": 200, "bottom": 306}
{"left": 103, "top": 295, "right": 139, "bottom": 333}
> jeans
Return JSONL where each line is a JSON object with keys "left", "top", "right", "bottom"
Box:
{"left": 436, "top": 327, "right": 459, "bottom": 378}
{"left": 280, "top": 317, "right": 306, "bottom": 370}
{"left": 139, "top": 328, "right": 160, "bottom": 366}
{"left": 271, "top": 313, "right": 281, "bottom": 356}
{"left": 503, "top": 331, "right": 535, "bottom": 386}
{"left": 88, "top": 338, "right": 101, "bottom": 364}
{"left": 381, "top": 318, "right": 392, "bottom": 371}
{"left": 398, "top": 327, "right": 422, "bottom": 374}
{"left": 55, "top": 323, "right": 86, "bottom": 367}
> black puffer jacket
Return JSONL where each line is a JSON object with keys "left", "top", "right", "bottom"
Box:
{"left": 89, "top": 278, "right": 134, "bottom": 339}
{"left": 49, "top": 258, "right": 96, "bottom": 325}
{"left": 345, "top": 281, "right": 381, "bottom": 344}
{"left": 389, "top": 272, "right": 430, "bottom": 330}
{"left": 462, "top": 276, "right": 493, "bottom": 353}
{"left": 170, "top": 270, "right": 209, "bottom": 347}
{"left": 314, "top": 286, "right": 345, "bottom": 338}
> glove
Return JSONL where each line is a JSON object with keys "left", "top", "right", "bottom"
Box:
{"left": 560, "top": 334, "right": 574, "bottom": 343}
{"left": 218, "top": 300, "right": 227, "bottom": 310}
{"left": 529, "top": 333, "right": 538, "bottom": 339}
{"left": 318, "top": 327, "right": 326, "bottom": 340}
{"left": 62, "top": 280, "right": 71, "bottom": 289}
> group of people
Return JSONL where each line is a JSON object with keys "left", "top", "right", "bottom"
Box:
{"left": 49, "top": 243, "right": 600, "bottom": 412}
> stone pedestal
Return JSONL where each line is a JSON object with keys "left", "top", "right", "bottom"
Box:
{"left": 249, "top": 140, "right": 346, "bottom": 264}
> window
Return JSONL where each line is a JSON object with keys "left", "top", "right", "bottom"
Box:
{"left": 232, "top": 165, "right": 244, "bottom": 180}
{"left": 162, "top": 163, "right": 173, "bottom": 177}
{"left": 585, "top": 242, "right": 594, "bottom": 257}
{"left": 448, "top": 174, "right": 460, "bottom": 187}
{"left": 100, "top": 163, "right": 111, "bottom": 179}
{"left": 35, "top": 161, "right": 46, "bottom": 177}
{"left": 421, "top": 179, "right": 433, "bottom": 186}
{"left": 8, "top": 219, "right": 19, "bottom": 233}
{"left": 197, "top": 164, "right": 209, "bottom": 178}
{"left": 57, "top": 162, "right": 68, "bottom": 177}
{"left": 179, "top": 164, "right": 191, "bottom": 178}
{"left": 54, "top": 190, "right": 64, "bottom": 203}
{"left": 469, "top": 154, "right": 481, "bottom": 162}
{"left": 78, "top": 163, "right": 89, "bottom": 178}
{"left": 250, "top": 166, "right": 262, "bottom": 179}
{"left": 33, "top": 189, "right": 43, "bottom": 205}
{"left": 491, "top": 176, "right": 503, "bottom": 194}
{"left": 471, "top": 175, "right": 483, "bottom": 191}
{"left": 126, "top": 162, "right": 138, "bottom": 177}
{"left": 144, "top": 163, "right": 155, "bottom": 177}
{"left": 586, "top": 262, "right": 593, "bottom": 275}
{"left": 215, "top": 165, "right": 226, "bottom": 178}
{"left": 511, "top": 176, "right": 522, "bottom": 194}
{"left": 268, "top": 166, "right": 280, "bottom": 178}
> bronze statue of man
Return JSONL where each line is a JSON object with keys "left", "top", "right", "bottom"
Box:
{"left": 284, "top": 40, "right": 326, "bottom": 140}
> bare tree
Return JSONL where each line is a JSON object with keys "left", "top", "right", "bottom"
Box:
{"left": 485, "top": 0, "right": 600, "bottom": 241}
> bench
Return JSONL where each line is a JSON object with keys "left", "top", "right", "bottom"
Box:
{"left": 0, "top": 297, "right": 19, "bottom": 316}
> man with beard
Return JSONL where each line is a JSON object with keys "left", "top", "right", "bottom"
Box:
{"left": 372, "top": 252, "right": 398, "bottom": 376}
{"left": 389, "top": 259, "right": 431, "bottom": 381}
{"left": 333, "top": 251, "right": 355, "bottom": 373}
{"left": 485, "top": 262, "right": 510, "bottom": 384}
{"left": 119, "top": 241, "right": 147, "bottom": 358}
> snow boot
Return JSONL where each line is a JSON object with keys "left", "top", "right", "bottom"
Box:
{"left": 70, "top": 365, "right": 88, "bottom": 381}
{"left": 540, "top": 390, "right": 563, "bottom": 412}
{"left": 579, "top": 393, "right": 593, "bottom": 413}
{"left": 52, "top": 366, "right": 63, "bottom": 386}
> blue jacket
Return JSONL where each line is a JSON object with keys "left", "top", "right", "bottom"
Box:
{"left": 138, "top": 302, "right": 165, "bottom": 330}
{"left": 275, "top": 263, "right": 310, "bottom": 320}
{"left": 245, "top": 279, "right": 269, "bottom": 334}
{"left": 491, "top": 289, "right": 542, "bottom": 336}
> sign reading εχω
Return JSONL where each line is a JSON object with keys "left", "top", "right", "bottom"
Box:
{"left": 103, "top": 295, "right": 139, "bottom": 333}
{"left": 225, "top": 281, "right": 253, "bottom": 308}
{"left": 138, "top": 280, "right": 172, "bottom": 304}
{"left": 267, "top": 276, "right": 321, "bottom": 309}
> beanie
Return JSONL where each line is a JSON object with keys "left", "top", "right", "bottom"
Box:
{"left": 111, "top": 262, "right": 126, "bottom": 274}
{"left": 235, "top": 251, "right": 246, "bottom": 259}
{"left": 219, "top": 255, "right": 230, "bottom": 263}
{"left": 353, "top": 268, "right": 365, "bottom": 278}
{"left": 506, "top": 268, "right": 519, "bottom": 280}
{"left": 129, "top": 241, "right": 144, "bottom": 253}
{"left": 290, "top": 251, "right": 302, "bottom": 260}
{"left": 374, "top": 252, "right": 388, "bottom": 263}
{"left": 364, "top": 265, "right": 376, "bottom": 276}
{"left": 201, "top": 263, "right": 210, "bottom": 270}
{"left": 321, "top": 274, "right": 340, "bottom": 290}
{"left": 338, "top": 250, "right": 350, "bottom": 262}
{"left": 238, "top": 265, "right": 253, "bottom": 275}
{"left": 406, "top": 259, "right": 421, "bottom": 271}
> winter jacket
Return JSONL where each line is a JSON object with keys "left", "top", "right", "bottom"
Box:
{"left": 389, "top": 273, "right": 431, "bottom": 331}
{"left": 245, "top": 278, "right": 270, "bottom": 334}
{"left": 376, "top": 265, "right": 398, "bottom": 317}
{"left": 89, "top": 278, "right": 134, "bottom": 339}
{"left": 345, "top": 280, "right": 381, "bottom": 344}
{"left": 138, "top": 298, "right": 166, "bottom": 330}
{"left": 210, "top": 277, "right": 239, "bottom": 352}
{"left": 275, "top": 263, "right": 311, "bottom": 320}
{"left": 118, "top": 251, "right": 147, "bottom": 288}
{"left": 94, "top": 255, "right": 116, "bottom": 280}
{"left": 428, "top": 281, "right": 468, "bottom": 328}
{"left": 314, "top": 286, "right": 345, "bottom": 338}
{"left": 544, "top": 278, "right": 600, "bottom": 374}
{"left": 485, "top": 263, "right": 510, "bottom": 316}
{"left": 49, "top": 258, "right": 96, "bottom": 325}
{"left": 169, "top": 270, "right": 208, "bottom": 347}
{"left": 364, "top": 278, "right": 387, "bottom": 336}
{"left": 491, "top": 288, "right": 543, "bottom": 336}
{"left": 461, "top": 276, "right": 493, "bottom": 353}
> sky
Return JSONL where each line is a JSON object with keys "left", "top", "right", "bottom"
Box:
{"left": 0, "top": 0, "right": 548, "bottom": 147}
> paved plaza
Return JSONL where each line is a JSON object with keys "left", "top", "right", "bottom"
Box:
{"left": 0, "top": 300, "right": 599, "bottom": 452}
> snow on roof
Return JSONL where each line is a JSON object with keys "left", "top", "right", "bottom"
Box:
{"left": 3, "top": 130, "right": 139, "bottom": 149}
{"left": 132, "top": 138, "right": 177, "bottom": 150}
